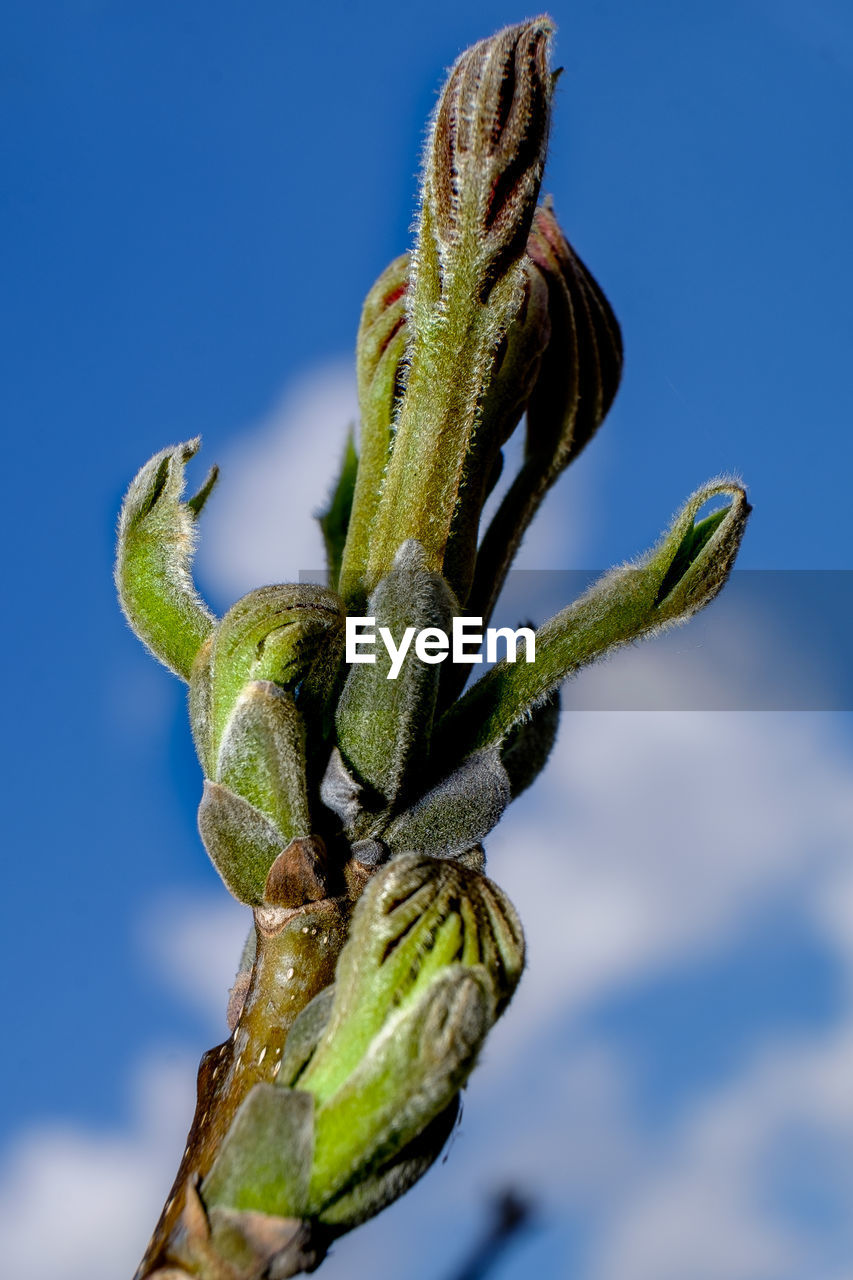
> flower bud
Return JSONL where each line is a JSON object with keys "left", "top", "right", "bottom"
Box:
{"left": 115, "top": 438, "right": 218, "bottom": 680}
{"left": 342, "top": 254, "right": 551, "bottom": 610}
{"left": 299, "top": 853, "right": 522, "bottom": 1215}
{"left": 296, "top": 853, "right": 524, "bottom": 1106}
{"left": 525, "top": 198, "right": 623, "bottom": 460}
{"left": 200, "top": 854, "right": 523, "bottom": 1241}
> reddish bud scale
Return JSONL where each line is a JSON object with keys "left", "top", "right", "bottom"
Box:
{"left": 468, "top": 200, "right": 624, "bottom": 625}
{"left": 526, "top": 199, "right": 623, "bottom": 463}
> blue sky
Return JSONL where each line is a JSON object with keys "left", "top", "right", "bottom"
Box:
{"left": 2, "top": 2, "right": 852, "bottom": 1277}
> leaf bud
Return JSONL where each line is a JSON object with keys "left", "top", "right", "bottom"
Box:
{"left": 204, "top": 583, "right": 345, "bottom": 766}
{"left": 363, "top": 20, "right": 556, "bottom": 603}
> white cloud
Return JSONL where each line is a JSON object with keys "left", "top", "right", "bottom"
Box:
{"left": 0, "top": 1053, "right": 196, "bottom": 1280}
{"left": 588, "top": 1025, "right": 853, "bottom": 1280}
{"left": 488, "top": 698, "right": 853, "bottom": 1035}
{"left": 137, "top": 891, "right": 250, "bottom": 1029}
{"left": 318, "top": 704, "right": 853, "bottom": 1280}
{"left": 197, "top": 360, "right": 358, "bottom": 605}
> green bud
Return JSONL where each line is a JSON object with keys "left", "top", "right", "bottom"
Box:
{"left": 421, "top": 17, "right": 555, "bottom": 307}
{"left": 115, "top": 438, "right": 218, "bottom": 680}
{"left": 294, "top": 852, "right": 524, "bottom": 1105}
{"left": 338, "top": 255, "right": 410, "bottom": 608}
{"left": 334, "top": 541, "right": 456, "bottom": 819}
{"left": 208, "top": 854, "right": 520, "bottom": 1226}
{"left": 439, "top": 479, "right": 751, "bottom": 756}
{"left": 364, "top": 20, "right": 555, "bottom": 602}
{"left": 206, "top": 583, "right": 345, "bottom": 764}
{"left": 307, "top": 965, "right": 492, "bottom": 1213}
{"left": 215, "top": 681, "right": 311, "bottom": 844}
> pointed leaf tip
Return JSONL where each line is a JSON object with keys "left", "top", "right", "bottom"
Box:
{"left": 115, "top": 439, "right": 216, "bottom": 680}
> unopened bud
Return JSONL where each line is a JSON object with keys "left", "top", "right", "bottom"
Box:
{"left": 471, "top": 199, "right": 624, "bottom": 622}
{"left": 204, "top": 583, "right": 345, "bottom": 765}
{"left": 423, "top": 18, "right": 555, "bottom": 302}
{"left": 526, "top": 198, "right": 623, "bottom": 461}
{"left": 200, "top": 855, "right": 523, "bottom": 1236}
{"left": 296, "top": 853, "right": 524, "bottom": 1106}
{"left": 300, "top": 854, "right": 521, "bottom": 1216}
{"left": 364, "top": 20, "right": 556, "bottom": 603}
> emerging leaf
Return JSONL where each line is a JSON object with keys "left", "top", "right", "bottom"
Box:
{"left": 439, "top": 480, "right": 750, "bottom": 757}
{"left": 115, "top": 438, "right": 217, "bottom": 679}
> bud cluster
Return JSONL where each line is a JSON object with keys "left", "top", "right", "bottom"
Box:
{"left": 115, "top": 18, "right": 751, "bottom": 1280}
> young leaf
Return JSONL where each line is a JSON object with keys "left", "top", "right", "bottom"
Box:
{"left": 438, "top": 480, "right": 750, "bottom": 757}
{"left": 470, "top": 200, "right": 624, "bottom": 625}
{"left": 115, "top": 438, "right": 217, "bottom": 679}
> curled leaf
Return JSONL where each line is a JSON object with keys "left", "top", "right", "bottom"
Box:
{"left": 364, "top": 21, "right": 556, "bottom": 602}
{"left": 115, "top": 438, "right": 217, "bottom": 679}
{"left": 439, "top": 480, "right": 750, "bottom": 757}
